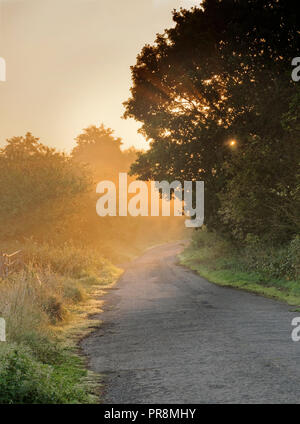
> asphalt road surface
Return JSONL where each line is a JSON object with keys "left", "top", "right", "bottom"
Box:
{"left": 82, "top": 242, "right": 300, "bottom": 404}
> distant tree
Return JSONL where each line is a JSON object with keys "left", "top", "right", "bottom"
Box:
{"left": 72, "top": 124, "right": 137, "bottom": 181}
{"left": 0, "top": 133, "right": 91, "bottom": 241}
{"left": 71, "top": 124, "right": 185, "bottom": 258}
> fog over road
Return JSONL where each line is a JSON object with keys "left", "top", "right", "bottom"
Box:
{"left": 82, "top": 242, "right": 300, "bottom": 404}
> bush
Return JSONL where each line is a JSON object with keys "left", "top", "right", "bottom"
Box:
{"left": 190, "top": 228, "right": 300, "bottom": 282}
{"left": 63, "top": 280, "right": 86, "bottom": 303}
{"left": 43, "top": 296, "right": 66, "bottom": 324}
{"left": 0, "top": 133, "right": 91, "bottom": 242}
{"left": 0, "top": 241, "right": 120, "bottom": 403}
{"left": 242, "top": 234, "right": 300, "bottom": 281}
{"left": 0, "top": 343, "right": 91, "bottom": 404}
{"left": 288, "top": 236, "right": 300, "bottom": 279}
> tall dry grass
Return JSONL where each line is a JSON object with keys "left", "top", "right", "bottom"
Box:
{"left": 0, "top": 243, "right": 120, "bottom": 403}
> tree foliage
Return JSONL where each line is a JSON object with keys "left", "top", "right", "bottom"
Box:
{"left": 0, "top": 133, "right": 91, "bottom": 240}
{"left": 72, "top": 124, "right": 137, "bottom": 181}
{"left": 125, "top": 0, "right": 299, "bottom": 242}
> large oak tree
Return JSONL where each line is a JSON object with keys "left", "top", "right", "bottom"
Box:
{"left": 124, "top": 0, "right": 299, "bottom": 240}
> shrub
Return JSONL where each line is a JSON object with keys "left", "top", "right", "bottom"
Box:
{"left": 0, "top": 241, "right": 119, "bottom": 403}
{"left": 190, "top": 228, "right": 300, "bottom": 282}
{"left": 63, "top": 280, "right": 86, "bottom": 303}
{"left": 0, "top": 343, "right": 91, "bottom": 404}
{"left": 43, "top": 296, "right": 66, "bottom": 324}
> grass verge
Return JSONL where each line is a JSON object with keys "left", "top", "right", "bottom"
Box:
{"left": 179, "top": 229, "right": 300, "bottom": 306}
{"left": 0, "top": 242, "right": 122, "bottom": 404}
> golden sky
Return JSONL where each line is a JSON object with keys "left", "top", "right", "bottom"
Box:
{"left": 0, "top": 0, "right": 201, "bottom": 152}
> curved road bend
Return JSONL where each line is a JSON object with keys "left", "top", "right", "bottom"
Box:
{"left": 82, "top": 242, "right": 300, "bottom": 404}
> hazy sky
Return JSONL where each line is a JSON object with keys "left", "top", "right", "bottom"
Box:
{"left": 0, "top": 0, "right": 201, "bottom": 152}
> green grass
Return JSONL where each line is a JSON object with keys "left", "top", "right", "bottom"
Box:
{"left": 179, "top": 230, "right": 300, "bottom": 306}
{"left": 0, "top": 242, "right": 121, "bottom": 404}
{"left": 0, "top": 338, "right": 95, "bottom": 404}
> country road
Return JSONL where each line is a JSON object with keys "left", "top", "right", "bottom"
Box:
{"left": 82, "top": 242, "right": 300, "bottom": 404}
